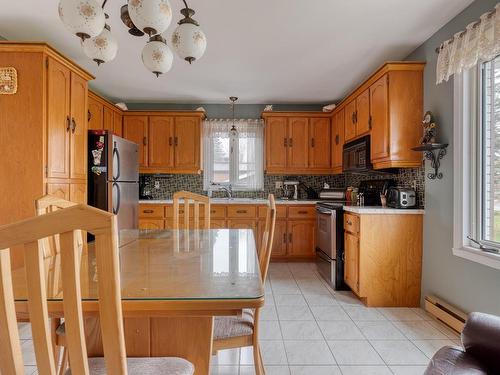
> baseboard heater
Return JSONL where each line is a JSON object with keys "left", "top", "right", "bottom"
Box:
{"left": 425, "top": 295, "right": 468, "bottom": 333}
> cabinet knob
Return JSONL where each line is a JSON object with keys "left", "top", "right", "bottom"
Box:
{"left": 289, "top": 233, "right": 292, "bottom": 243}
{"left": 236, "top": 210, "right": 247, "bottom": 214}
{"left": 143, "top": 137, "right": 147, "bottom": 146}
{"left": 283, "top": 137, "right": 288, "bottom": 147}
{"left": 311, "top": 138, "right": 315, "bottom": 147}
{"left": 169, "top": 137, "right": 173, "bottom": 146}
{"left": 71, "top": 118, "right": 76, "bottom": 133}
{"left": 174, "top": 137, "right": 178, "bottom": 146}
{"left": 289, "top": 138, "right": 293, "bottom": 147}
{"left": 335, "top": 134, "right": 340, "bottom": 145}
{"left": 87, "top": 110, "right": 92, "bottom": 122}
{"left": 66, "top": 116, "right": 71, "bottom": 132}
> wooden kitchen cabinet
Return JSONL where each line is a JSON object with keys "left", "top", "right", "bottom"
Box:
{"left": 287, "top": 220, "right": 315, "bottom": 258}
{"left": 139, "top": 219, "right": 165, "bottom": 230}
{"left": 309, "top": 118, "right": 331, "bottom": 169}
{"left": 70, "top": 183, "right": 87, "bottom": 204}
{"left": 88, "top": 95, "right": 104, "bottom": 130}
{"left": 342, "top": 211, "right": 423, "bottom": 307}
{"left": 344, "top": 231, "right": 359, "bottom": 293}
{"left": 139, "top": 202, "right": 317, "bottom": 260}
{"left": 265, "top": 117, "right": 288, "bottom": 170}
{"left": 288, "top": 117, "right": 309, "bottom": 169}
{"left": 263, "top": 112, "right": 332, "bottom": 174}
{"left": 0, "top": 43, "right": 93, "bottom": 268}
{"left": 331, "top": 62, "right": 424, "bottom": 171}
{"left": 123, "top": 112, "right": 204, "bottom": 174}
{"left": 344, "top": 99, "right": 357, "bottom": 142}
{"left": 87, "top": 91, "right": 123, "bottom": 136}
{"left": 103, "top": 106, "right": 114, "bottom": 131}
{"left": 148, "top": 116, "right": 175, "bottom": 168}
{"left": 331, "top": 109, "right": 344, "bottom": 174}
{"left": 123, "top": 115, "right": 148, "bottom": 167}
{"left": 113, "top": 112, "right": 123, "bottom": 136}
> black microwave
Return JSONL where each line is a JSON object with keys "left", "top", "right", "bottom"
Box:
{"left": 343, "top": 136, "right": 372, "bottom": 173}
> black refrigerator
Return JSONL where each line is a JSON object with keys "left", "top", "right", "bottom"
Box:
{"left": 88, "top": 130, "right": 139, "bottom": 231}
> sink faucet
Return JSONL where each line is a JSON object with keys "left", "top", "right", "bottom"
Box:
{"left": 210, "top": 182, "right": 233, "bottom": 199}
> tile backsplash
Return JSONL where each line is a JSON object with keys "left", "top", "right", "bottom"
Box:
{"left": 140, "top": 165, "right": 425, "bottom": 207}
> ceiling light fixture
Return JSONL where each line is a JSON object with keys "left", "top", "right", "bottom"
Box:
{"left": 59, "top": 0, "right": 207, "bottom": 74}
{"left": 229, "top": 96, "right": 238, "bottom": 137}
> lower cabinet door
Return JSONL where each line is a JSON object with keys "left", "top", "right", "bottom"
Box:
{"left": 344, "top": 231, "right": 360, "bottom": 293}
{"left": 268, "top": 220, "right": 288, "bottom": 257}
{"left": 210, "top": 219, "right": 227, "bottom": 229}
{"left": 70, "top": 183, "right": 87, "bottom": 204}
{"left": 139, "top": 219, "right": 165, "bottom": 230}
{"left": 47, "top": 183, "right": 70, "bottom": 200}
{"left": 287, "top": 220, "right": 315, "bottom": 258}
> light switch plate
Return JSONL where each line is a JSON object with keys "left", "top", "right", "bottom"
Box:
{"left": 275, "top": 181, "right": 283, "bottom": 190}
{"left": 154, "top": 181, "right": 160, "bottom": 189}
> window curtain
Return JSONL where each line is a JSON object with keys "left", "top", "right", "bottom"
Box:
{"left": 203, "top": 119, "right": 264, "bottom": 191}
{"left": 436, "top": 3, "right": 500, "bottom": 84}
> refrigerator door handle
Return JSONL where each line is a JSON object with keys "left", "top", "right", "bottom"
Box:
{"left": 113, "top": 144, "right": 121, "bottom": 181}
{"left": 113, "top": 182, "right": 121, "bottom": 215}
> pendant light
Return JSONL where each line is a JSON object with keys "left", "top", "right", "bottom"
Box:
{"left": 81, "top": 17, "right": 118, "bottom": 66}
{"left": 128, "top": 0, "right": 173, "bottom": 36}
{"left": 120, "top": 4, "right": 145, "bottom": 36}
{"left": 58, "top": 0, "right": 105, "bottom": 40}
{"left": 171, "top": 0, "right": 207, "bottom": 64}
{"left": 141, "top": 35, "right": 174, "bottom": 77}
{"left": 229, "top": 96, "right": 238, "bottom": 137}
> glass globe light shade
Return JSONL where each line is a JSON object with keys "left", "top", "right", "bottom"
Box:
{"left": 58, "top": 0, "right": 105, "bottom": 40}
{"left": 141, "top": 35, "right": 173, "bottom": 77}
{"left": 171, "top": 22, "right": 207, "bottom": 64}
{"left": 82, "top": 25, "right": 118, "bottom": 66}
{"left": 128, "top": 0, "right": 172, "bottom": 36}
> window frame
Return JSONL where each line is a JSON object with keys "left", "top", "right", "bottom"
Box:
{"left": 204, "top": 128, "right": 264, "bottom": 192}
{"left": 453, "top": 57, "right": 500, "bottom": 270}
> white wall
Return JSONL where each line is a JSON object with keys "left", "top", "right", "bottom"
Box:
{"left": 406, "top": 0, "right": 500, "bottom": 315}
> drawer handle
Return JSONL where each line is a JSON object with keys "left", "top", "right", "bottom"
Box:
{"left": 143, "top": 209, "right": 154, "bottom": 213}
{"left": 297, "top": 211, "right": 308, "bottom": 214}
{"left": 236, "top": 210, "right": 248, "bottom": 214}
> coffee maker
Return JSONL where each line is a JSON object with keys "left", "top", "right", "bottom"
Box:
{"left": 283, "top": 181, "right": 300, "bottom": 200}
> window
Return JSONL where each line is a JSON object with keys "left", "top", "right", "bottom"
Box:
{"left": 454, "top": 54, "right": 500, "bottom": 269}
{"left": 203, "top": 119, "right": 264, "bottom": 191}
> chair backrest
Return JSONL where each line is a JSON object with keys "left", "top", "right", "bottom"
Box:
{"left": 172, "top": 191, "right": 211, "bottom": 230}
{"left": 258, "top": 194, "right": 276, "bottom": 285}
{"left": 35, "top": 195, "right": 81, "bottom": 258}
{"left": 0, "top": 204, "right": 127, "bottom": 375}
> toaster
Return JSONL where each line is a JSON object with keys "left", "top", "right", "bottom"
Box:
{"left": 386, "top": 187, "right": 417, "bottom": 208}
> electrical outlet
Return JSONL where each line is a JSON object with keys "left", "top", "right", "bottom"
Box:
{"left": 154, "top": 181, "right": 160, "bottom": 189}
{"left": 275, "top": 181, "right": 283, "bottom": 190}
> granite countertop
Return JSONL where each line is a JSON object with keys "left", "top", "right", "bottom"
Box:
{"left": 139, "top": 198, "right": 319, "bottom": 205}
{"left": 343, "top": 206, "right": 425, "bottom": 215}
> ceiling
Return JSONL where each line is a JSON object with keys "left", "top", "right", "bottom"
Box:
{"left": 1, "top": 0, "right": 474, "bottom": 104}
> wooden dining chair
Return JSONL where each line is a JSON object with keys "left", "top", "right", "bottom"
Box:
{"left": 35, "top": 194, "right": 83, "bottom": 374}
{"left": 172, "top": 191, "right": 211, "bottom": 230}
{"left": 0, "top": 203, "right": 195, "bottom": 375}
{"left": 212, "top": 194, "right": 276, "bottom": 375}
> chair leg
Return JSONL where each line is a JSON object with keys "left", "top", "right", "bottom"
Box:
{"left": 58, "top": 347, "right": 68, "bottom": 375}
{"left": 253, "top": 343, "right": 265, "bottom": 375}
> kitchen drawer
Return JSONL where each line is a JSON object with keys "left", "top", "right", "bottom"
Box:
{"left": 138, "top": 219, "right": 165, "bottom": 230}
{"left": 139, "top": 205, "right": 165, "bottom": 218}
{"left": 288, "top": 206, "right": 316, "bottom": 219}
{"left": 258, "top": 205, "right": 287, "bottom": 219}
{"left": 344, "top": 212, "right": 360, "bottom": 234}
{"left": 204, "top": 205, "right": 226, "bottom": 219}
{"left": 227, "top": 205, "right": 257, "bottom": 218}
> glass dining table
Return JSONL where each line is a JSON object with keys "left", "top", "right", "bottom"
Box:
{"left": 12, "top": 229, "right": 265, "bottom": 375}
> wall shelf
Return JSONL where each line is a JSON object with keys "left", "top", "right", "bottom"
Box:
{"left": 412, "top": 143, "right": 448, "bottom": 180}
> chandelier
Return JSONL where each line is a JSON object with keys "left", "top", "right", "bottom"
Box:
{"left": 58, "top": 0, "right": 207, "bottom": 77}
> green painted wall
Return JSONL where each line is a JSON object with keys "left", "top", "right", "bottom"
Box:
{"left": 405, "top": 0, "right": 500, "bottom": 314}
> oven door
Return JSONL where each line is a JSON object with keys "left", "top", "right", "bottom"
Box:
{"left": 315, "top": 207, "right": 336, "bottom": 259}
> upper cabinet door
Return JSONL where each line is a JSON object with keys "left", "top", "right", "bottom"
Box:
{"left": 88, "top": 96, "right": 103, "bottom": 130}
{"left": 265, "top": 117, "right": 288, "bottom": 171}
{"left": 344, "top": 99, "right": 357, "bottom": 142}
{"left": 174, "top": 116, "right": 200, "bottom": 171}
{"left": 69, "top": 72, "right": 88, "bottom": 180}
{"left": 288, "top": 117, "right": 309, "bottom": 169}
{"left": 149, "top": 116, "right": 175, "bottom": 168}
{"left": 356, "top": 88, "right": 370, "bottom": 136}
{"left": 309, "top": 118, "right": 331, "bottom": 169}
{"left": 123, "top": 116, "right": 148, "bottom": 167}
{"left": 332, "top": 109, "right": 345, "bottom": 172}
{"left": 370, "top": 74, "right": 390, "bottom": 161}
{"left": 47, "top": 58, "right": 71, "bottom": 179}
{"left": 103, "top": 106, "right": 114, "bottom": 132}
{"left": 113, "top": 112, "right": 123, "bottom": 136}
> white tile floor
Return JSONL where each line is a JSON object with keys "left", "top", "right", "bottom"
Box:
{"left": 16, "top": 262, "right": 461, "bottom": 375}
